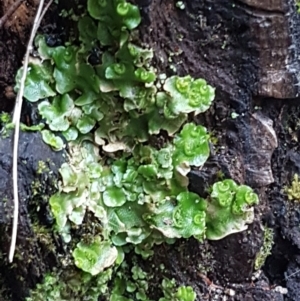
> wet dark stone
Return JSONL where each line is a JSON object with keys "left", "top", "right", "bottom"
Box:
{"left": 0, "top": 131, "right": 65, "bottom": 300}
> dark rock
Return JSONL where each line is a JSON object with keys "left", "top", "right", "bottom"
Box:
{"left": 0, "top": 131, "right": 65, "bottom": 300}
{"left": 209, "top": 221, "right": 262, "bottom": 284}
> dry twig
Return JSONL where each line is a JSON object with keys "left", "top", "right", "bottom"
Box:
{"left": 10, "top": 0, "right": 53, "bottom": 262}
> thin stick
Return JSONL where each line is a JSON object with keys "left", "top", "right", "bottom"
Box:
{"left": 10, "top": 0, "right": 48, "bottom": 263}
{"left": 0, "top": 0, "right": 23, "bottom": 29}
{"left": 285, "top": 269, "right": 300, "bottom": 280}
{"left": 38, "top": 0, "right": 53, "bottom": 25}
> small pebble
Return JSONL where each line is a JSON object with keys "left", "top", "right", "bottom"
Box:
{"left": 274, "top": 286, "right": 288, "bottom": 294}
{"left": 225, "top": 288, "right": 235, "bottom": 296}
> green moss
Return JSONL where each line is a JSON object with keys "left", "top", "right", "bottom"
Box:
{"left": 26, "top": 268, "right": 113, "bottom": 301}
{"left": 254, "top": 227, "right": 274, "bottom": 270}
{"left": 0, "top": 249, "right": 12, "bottom": 301}
{"left": 159, "top": 278, "right": 196, "bottom": 301}
{"left": 0, "top": 112, "right": 10, "bottom": 124}
{"left": 37, "top": 160, "right": 50, "bottom": 174}
{"left": 0, "top": 112, "right": 14, "bottom": 137}
{"left": 0, "top": 280, "right": 12, "bottom": 301}
{"left": 285, "top": 174, "right": 300, "bottom": 201}
{"left": 296, "top": 1, "right": 300, "bottom": 13}
{"left": 30, "top": 223, "right": 57, "bottom": 259}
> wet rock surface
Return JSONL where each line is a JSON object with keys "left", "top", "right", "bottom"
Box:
{"left": 0, "top": 131, "right": 64, "bottom": 300}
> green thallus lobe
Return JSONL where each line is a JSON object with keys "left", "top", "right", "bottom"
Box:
{"left": 19, "top": 2, "right": 259, "bottom": 300}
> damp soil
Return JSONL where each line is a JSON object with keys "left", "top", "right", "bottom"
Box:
{"left": 1, "top": 0, "right": 300, "bottom": 300}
